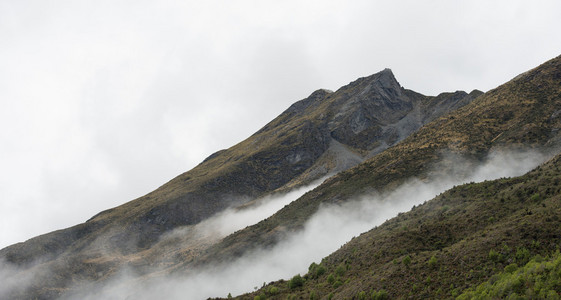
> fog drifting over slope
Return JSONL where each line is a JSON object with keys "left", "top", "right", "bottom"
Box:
{"left": 64, "top": 149, "right": 550, "bottom": 300}
{"left": 159, "top": 181, "right": 325, "bottom": 248}
{"left": 193, "top": 181, "right": 324, "bottom": 239}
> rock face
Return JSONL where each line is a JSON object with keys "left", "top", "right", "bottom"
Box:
{"left": 0, "top": 68, "right": 479, "bottom": 299}
{"left": 328, "top": 69, "right": 413, "bottom": 150}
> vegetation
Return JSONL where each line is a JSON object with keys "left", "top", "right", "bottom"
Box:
{"left": 236, "top": 149, "right": 561, "bottom": 299}
{"left": 458, "top": 251, "right": 561, "bottom": 299}
{"left": 287, "top": 274, "right": 304, "bottom": 290}
{"left": 427, "top": 255, "right": 438, "bottom": 269}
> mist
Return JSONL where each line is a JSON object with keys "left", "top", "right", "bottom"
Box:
{"left": 55, "top": 148, "right": 550, "bottom": 300}
{"left": 150, "top": 180, "right": 325, "bottom": 256}
{"left": 0, "top": 179, "right": 324, "bottom": 299}
{"left": 190, "top": 180, "right": 324, "bottom": 239}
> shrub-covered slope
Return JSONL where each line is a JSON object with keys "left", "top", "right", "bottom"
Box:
{"left": 457, "top": 251, "right": 561, "bottom": 299}
{"left": 235, "top": 139, "right": 561, "bottom": 300}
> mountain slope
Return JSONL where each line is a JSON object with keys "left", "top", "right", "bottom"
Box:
{"left": 238, "top": 148, "right": 561, "bottom": 299}
{"left": 198, "top": 55, "right": 561, "bottom": 271}
{"left": 0, "top": 69, "right": 477, "bottom": 299}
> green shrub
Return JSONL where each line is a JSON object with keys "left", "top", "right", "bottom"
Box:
{"left": 335, "top": 264, "right": 346, "bottom": 276}
{"left": 427, "top": 255, "right": 437, "bottom": 269}
{"left": 316, "top": 265, "right": 326, "bottom": 277}
{"left": 451, "top": 288, "right": 459, "bottom": 297}
{"left": 371, "top": 289, "right": 389, "bottom": 300}
{"left": 308, "top": 262, "right": 318, "bottom": 273}
{"left": 309, "top": 290, "right": 317, "bottom": 300}
{"left": 357, "top": 291, "right": 367, "bottom": 300}
{"left": 489, "top": 249, "right": 500, "bottom": 262}
{"left": 327, "top": 274, "right": 335, "bottom": 285}
{"left": 515, "top": 247, "right": 531, "bottom": 264}
{"left": 504, "top": 263, "right": 518, "bottom": 273}
{"left": 530, "top": 193, "right": 540, "bottom": 201}
{"left": 268, "top": 286, "right": 279, "bottom": 295}
{"left": 332, "top": 280, "right": 343, "bottom": 289}
{"left": 402, "top": 255, "right": 411, "bottom": 267}
{"left": 288, "top": 274, "right": 304, "bottom": 290}
{"left": 307, "top": 262, "right": 327, "bottom": 278}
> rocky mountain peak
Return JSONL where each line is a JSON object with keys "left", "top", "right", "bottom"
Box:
{"left": 338, "top": 68, "right": 405, "bottom": 108}
{"left": 356, "top": 68, "right": 401, "bottom": 91}
{"left": 373, "top": 68, "right": 399, "bottom": 87}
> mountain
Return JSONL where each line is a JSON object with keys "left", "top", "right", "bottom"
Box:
{"left": 223, "top": 55, "right": 561, "bottom": 299}
{"left": 199, "top": 54, "right": 561, "bottom": 269}
{"left": 2, "top": 54, "right": 560, "bottom": 299}
{"left": 238, "top": 151, "right": 561, "bottom": 299}
{"left": 0, "top": 68, "right": 480, "bottom": 299}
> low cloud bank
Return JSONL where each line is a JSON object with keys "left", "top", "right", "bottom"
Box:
{"left": 1, "top": 149, "right": 552, "bottom": 300}
{"left": 0, "top": 180, "right": 324, "bottom": 299}
{"left": 191, "top": 180, "right": 324, "bottom": 239}
{"left": 69, "top": 149, "right": 550, "bottom": 300}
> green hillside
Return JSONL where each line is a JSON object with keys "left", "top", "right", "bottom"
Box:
{"left": 235, "top": 140, "right": 561, "bottom": 299}
{"left": 223, "top": 54, "right": 561, "bottom": 299}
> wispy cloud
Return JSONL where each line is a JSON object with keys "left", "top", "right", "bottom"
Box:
{"left": 45, "top": 148, "right": 550, "bottom": 300}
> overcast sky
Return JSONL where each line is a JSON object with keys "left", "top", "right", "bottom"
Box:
{"left": 1, "top": 0, "right": 560, "bottom": 249}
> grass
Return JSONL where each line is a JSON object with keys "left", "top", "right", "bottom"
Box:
{"left": 235, "top": 152, "right": 561, "bottom": 299}
{"left": 226, "top": 54, "right": 561, "bottom": 299}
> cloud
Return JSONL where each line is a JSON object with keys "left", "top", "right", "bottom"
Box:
{"left": 192, "top": 180, "right": 325, "bottom": 239}
{"left": 156, "top": 179, "right": 325, "bottom": 250}
{"left": 47, "top": 148, "right": 550, "bottom": 300}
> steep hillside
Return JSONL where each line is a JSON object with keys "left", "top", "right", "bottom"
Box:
{"left": 237, "top": 149, "right": 561, "bottom": 299}
{"left": 199, "top": 55, "right": 561, "bottom": 270}
{"left": 0, "top": 69, "right": 476, "bottom": 299}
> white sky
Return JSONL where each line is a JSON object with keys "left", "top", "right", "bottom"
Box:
{"left": 1, "top": 0, "right": 560, "bottom": 249}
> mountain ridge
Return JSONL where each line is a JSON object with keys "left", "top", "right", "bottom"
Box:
{"left": 191, "top": 54, "right": 561, "bottom": 277}
{"left": 210, "top": 54, "right": 561, "bottom": 299}
{"left": 7, "top": 59, "right": 555, "bottom": 299}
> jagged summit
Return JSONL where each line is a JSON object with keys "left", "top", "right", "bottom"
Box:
{"left": 346, "top": 68, "right": 401, "bottom": 91}
{"left": 369, "top": 67, "right": 400, "bottom": 88}
{"left": 285, "top": 69, "right": 401, "bottom": 117}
